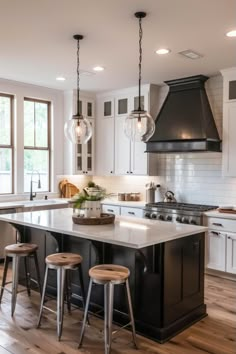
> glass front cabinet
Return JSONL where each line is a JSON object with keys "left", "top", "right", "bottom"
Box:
{"left": 75, "top": 98, "right": 95, "bottom": 175}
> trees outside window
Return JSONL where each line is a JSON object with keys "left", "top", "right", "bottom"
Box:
{"left": 24, "top": 98, "right": 51, "bottom": 192}
{"left": 0, "top": 94, "right": 13, "bottom": 194}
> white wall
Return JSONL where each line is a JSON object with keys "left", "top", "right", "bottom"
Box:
{"left": 93, "top": 75, "right": 236, "bottom": 206}
{"left": 0, "top": 78, "right": 64, "bottom": 200}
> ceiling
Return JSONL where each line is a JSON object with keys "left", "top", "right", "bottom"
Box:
{"left": 0, "top": 0, "right": 235, "bottom": 92}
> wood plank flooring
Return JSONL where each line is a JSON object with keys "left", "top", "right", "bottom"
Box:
{"left": 0, "top": 265, "right": 235, "bottom": 354}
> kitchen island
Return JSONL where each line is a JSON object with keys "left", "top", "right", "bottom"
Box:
{"left": 0, "top": 208, "right": 208, "bottom": 343}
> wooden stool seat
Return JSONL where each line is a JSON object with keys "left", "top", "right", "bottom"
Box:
{"left": 89, "top": 264, "right": 130, "bottom": 283}
{"left": 46, "top": 252, "right": 83, "bottom": 267}
{"left": 5, "top": 243, "right": 38, "bottom": 255}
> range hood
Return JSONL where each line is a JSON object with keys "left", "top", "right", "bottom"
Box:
{"left": 146, "top": 75, "right": 221, "bottom": 153}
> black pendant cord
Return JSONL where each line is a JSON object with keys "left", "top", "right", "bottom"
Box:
{"left": 76, "top": 39, "right": 81, "bottom": 116}
{"left": 138, "top": 16, "right": 143, "bottom": 112}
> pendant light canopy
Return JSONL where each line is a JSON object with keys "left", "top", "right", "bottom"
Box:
{"left": 64, "top": 35, "right": 92, "bottom": 144}
{"left": 124, "top": 12, "right": 155, "bottom": 142}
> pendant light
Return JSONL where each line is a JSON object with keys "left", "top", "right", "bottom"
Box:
{"left": 124, "top": 12, "right": 155, "bottom": 142}
{"left": 64, "top": 35, "right": 92, "bottom": 144}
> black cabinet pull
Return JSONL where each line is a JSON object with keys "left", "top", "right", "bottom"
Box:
{"left": 130, "top": 171, "right": 133, "bottom": 174}
{"left": 212, "top": 223, "right": 223, "bottom": 227}
{"left": 228, "top": 236, "right": 232, "bottom": 239}
{"left": 126, "top": 171, "right": 129, "bottom": 174}
{"left": 107, "top": 209, "right": 114, "bottom": 213}
{"left": 211, "top": 231, "right": 219, "bottom": 236}
{"left": 110, "top": 171, "right": 113, "bottom": 174}
{"left": 128, "top": 211, "right": 135, "bottom": 215}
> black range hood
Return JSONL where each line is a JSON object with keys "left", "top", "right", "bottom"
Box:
{"left": 146, "top": 75, "right": 221, "bottom": 153}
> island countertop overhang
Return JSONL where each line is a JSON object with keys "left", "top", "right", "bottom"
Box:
{"left": 0, "top": 208, "right": 207, "bottom": 249}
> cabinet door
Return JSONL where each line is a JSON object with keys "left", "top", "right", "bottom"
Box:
{"left": 115, "top": 115, "right": 131, "bottom": 175}
{"left": 131, "top": 141, "right": 148, "bottom": 175}
{"left": 206, "top": 231, "right": 226, "bottom": 271}
{"left": 83, "top": 119, "right": 94, "bottom": 175}
{"left": 75, "top": 119, "right": 94, "bottom": 175}
{"left": 100, "top": 116, "right": 115, "bottom": 175}
{"left": 223, "top": 103, "right": 236, "bottom": 176}
{"left": 115, "top": 96, "right": 129, "bottom": 116}
{"left": 226, "top": 233, "right": 236, "bottom": 274}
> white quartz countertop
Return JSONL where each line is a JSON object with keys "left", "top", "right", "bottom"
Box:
{"left": 0, "top": 208, "right": 207, "bottom": 249}
{"left": 205, "top": 210, "right": 236, "bottom": 220}
{"left": 0, "top": 198, "right": 69, "bottom": 210}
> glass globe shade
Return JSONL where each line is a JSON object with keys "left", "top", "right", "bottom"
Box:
{"left": 64, "top": 116, "right": 92, "bottom": 144}
{"left": 124, "top": 111, "right": 155, "bottom": 142}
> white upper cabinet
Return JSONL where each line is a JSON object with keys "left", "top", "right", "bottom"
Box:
{"left": 64, "top": 90, "right": 95, "bottom": 175}
{"left": 221, "top": 68, "right": 236, "bottom": 176}
{"left": 96, "top": 84, "right": 159, "bottom": 176}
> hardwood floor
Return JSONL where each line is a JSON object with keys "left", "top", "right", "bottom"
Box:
{"left": 0, "top": 265, "right": 235, "bottom": 354}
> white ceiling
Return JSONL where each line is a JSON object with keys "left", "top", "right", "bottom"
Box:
{"left": 0, "top": 0, "right": 235, "bottom": 92}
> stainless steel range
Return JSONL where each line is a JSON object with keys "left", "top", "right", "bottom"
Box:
{"left": 143, "top": 202, "right": 218, "bottom": 225}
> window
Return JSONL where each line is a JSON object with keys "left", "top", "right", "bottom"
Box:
{"left": 0, "top": 94, "right": 13, "bottom": 194}
{"left": 24, "top": 98, "right": 51, "bottom": 192}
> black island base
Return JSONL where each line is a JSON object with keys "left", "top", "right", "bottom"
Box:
{"left": 17, "top": 226, "right": 206, "bottom": 343}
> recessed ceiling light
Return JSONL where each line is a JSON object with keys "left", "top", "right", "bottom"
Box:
{"left": 155, "top": 48, "right": 170, "bottom": 55}
{"left": 93, "top": 66, "right": 105, "bottom": 72}
{"left": 226, "top": 30, "right": 236, "bottom": 37}
{"left": 56, "top": 77, "right": 66, "bottom": 81}
{"left": 178, "top": 50, "right": 203, "bottom": 59}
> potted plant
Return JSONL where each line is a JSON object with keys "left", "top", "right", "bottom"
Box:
{"left": 72, "top": 188, "right": 108, "bottom": 218}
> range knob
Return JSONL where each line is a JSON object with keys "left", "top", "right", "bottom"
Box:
{"left": 158, "top": 215, "right": 164, "bottom": 221}
{"left": 176, "top": 216, "right": 182, "bottom": 223}
{"left": 190, "top": 219, "right": 197, "bottom": 225}
{"left": 151, "top": 213, "right": 157, "bottom": 219}
{"left": 181, "top": 217, "right": 189, "bottom": 224}
{"left": 144, "top": 212, "right": 151, "bottom": 218}
{"left": 166, "top": 215, "right": 172, "bottom": 221}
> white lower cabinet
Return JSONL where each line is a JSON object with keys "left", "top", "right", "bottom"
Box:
{"left": 206, "top": 230, "right": 226, "bottom": 271}
{"left": 206, "top": 215, "right": 236, "bottom": 275}
{"left": 226, "top": 232, "right": 236, "bottom": 274}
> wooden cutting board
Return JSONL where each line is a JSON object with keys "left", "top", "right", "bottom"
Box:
{"left": 59, "top": 179, "right": 79, "bottom": 198}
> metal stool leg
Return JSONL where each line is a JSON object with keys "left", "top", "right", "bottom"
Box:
{"left": 37, "top": 265, "right": 49, "bottom": 328}
{"left": 106, "top": 282, "right": 114, "bottom": 354}
{"left": 126, "top": 279, "right": 138, "bottom": 349}
{"left": 33, "top": 251, "right": 42, "bottom": 296}
{"left": 57, "top": 267, "right": 66, "bottom": 341}
{"left": 78, "top": 278, "right": 93, "bottom": 348}
{"left": 0, "top": 256, "right": 10, "bottom": 303}
{"left": 78, "top": 264, "right": 86, "bottom": 311}
{"left": 24, "top": 256, "right": 31, "bottom": 296}
{"left": 11, "top": 255, "right": 20, "bottom": 316}
{"left": 65, "top": 270, "right": 72, "bottom": 314}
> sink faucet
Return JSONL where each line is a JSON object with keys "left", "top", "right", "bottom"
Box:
{"left": 30, "top": 170, "right": 41, "bottom": 200}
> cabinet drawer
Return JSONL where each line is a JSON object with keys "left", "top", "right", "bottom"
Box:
{"left": 207, "top": 217, "right": 236, "bottom": 232}
{"left": 120, "top": 206, "right": 143, "bottom": 218}
{"left": 102, "top": 204, "right": 120, "bottom": 215}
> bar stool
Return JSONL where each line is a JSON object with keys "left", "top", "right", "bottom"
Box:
{"left": 37, "top": 252, "right": 86, "bottom": 341}
{"left": 78, "top": 264, "right": 138, "bottom": 354}
{"left": 0, "top": 243, "right": 41, "bottom": 316}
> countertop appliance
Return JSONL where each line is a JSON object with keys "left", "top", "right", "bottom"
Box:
{"left": 143, "top": 202, "right": 218, "bottom": 225}
{"left": 164, "top": 190, "right": 176, "bottom": 203}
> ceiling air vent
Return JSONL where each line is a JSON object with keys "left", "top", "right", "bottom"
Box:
{"left": 178, "top": 50, "right": 203, "bottom": 59}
